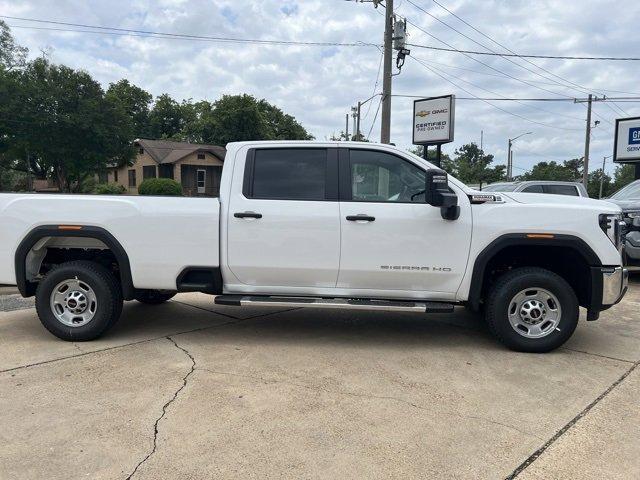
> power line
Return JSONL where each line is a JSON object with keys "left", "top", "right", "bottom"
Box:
{"left": 391, "top": 94, "right": 640, "bottom": 102}
{"left": 406, "top": 42, "right": 640, "bottom": 61}
{"left": 411, "top": 55, "right": 584, "bottom": 121}
{"left": 409, "top": 56, "right": 582, "bottom": 131}
{"left": 7, "top": 13, "right": 640, "bottom": 60}
{"left": 2, "top": 16, "right": 376, "bottom": 48}
{"left": 422, "top": 0, "right": 629, "bottom": 119}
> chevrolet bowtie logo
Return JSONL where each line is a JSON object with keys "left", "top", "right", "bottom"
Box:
{"left": 416, "top": 110, "right": 430, "bottom": 117}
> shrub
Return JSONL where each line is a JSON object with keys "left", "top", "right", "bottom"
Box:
{"left": 138, "top": 178, "right": 183, "bottom": 196}
{"left": 94, "top": 183, "right": 126, "bottom": 195}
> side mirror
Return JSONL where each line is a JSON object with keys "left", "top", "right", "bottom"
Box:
{"left": 425, "top": 169, "right": 460, "bottom": 220}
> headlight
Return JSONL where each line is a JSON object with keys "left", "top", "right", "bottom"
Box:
{"left": 599, "top": 213, "right": 624, "bottom": 250}
{"left": 624, "top": 211, "right": 640, "bottom": 219}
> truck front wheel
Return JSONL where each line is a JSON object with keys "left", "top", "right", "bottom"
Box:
{"left": 35, "top": 260, "right": 123, "bottom": 341}
{"left": 485, "top": 267, "right": 579, "bottom": 352}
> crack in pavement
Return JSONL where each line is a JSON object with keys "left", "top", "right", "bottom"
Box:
{"left": 197, "top": 366, "right": 544, "bottom": 441}
{"left": 505, "top": 359, "right": 640, "bottom": 479}
{"left": 124, "top": 337, "right": 196, "bottom": 480}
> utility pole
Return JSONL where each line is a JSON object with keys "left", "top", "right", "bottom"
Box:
{"left": 480, "top": 130, "right": 483, "bottom": 152}
{"left": 355, "top": 101, "right": 361, "bottom": 141}
{"left": 582, "top": 93, "right": 593, "bottom": 188}
{"left": 345, "top": 113, "right": 349, "bottom": 141}
{"left": 507, "top": 139, "right": 512, "bottom": 181}
{"left": 380, "top": 0, "right": 393, "bottom": 144}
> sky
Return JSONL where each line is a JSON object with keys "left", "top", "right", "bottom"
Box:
{"left": 2, "top": 0, "right": 639, "bottom": 176}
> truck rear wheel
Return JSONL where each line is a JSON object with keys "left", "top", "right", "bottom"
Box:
{"left": 485, "top": 267, "right": 579, "bottom": 352}
{"left": 35, "top": 260, "right": 123, "bottom": 341}
{"left": 134, "top": 290, "right": 176, "bottom": 305}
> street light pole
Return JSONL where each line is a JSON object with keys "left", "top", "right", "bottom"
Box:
{"left": 507, "top": 132, "right": 532, "bottom": 181}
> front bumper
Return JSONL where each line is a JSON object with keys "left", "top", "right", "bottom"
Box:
{"left": 587, "top": 266, "right": 628, "bottom": 320}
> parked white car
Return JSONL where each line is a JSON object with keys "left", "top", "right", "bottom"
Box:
{"left": 0, "top": 141, "right": 628, "bottom": 352}
{"left": 483, "top": 181, "right": 588, "bottom": 197}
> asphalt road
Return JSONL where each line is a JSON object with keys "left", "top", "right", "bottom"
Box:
{"left": 0, "top": 283, "right": 638, "bottom": 479}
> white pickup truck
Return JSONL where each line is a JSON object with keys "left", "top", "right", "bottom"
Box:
{"left": 0, "top": 141, "right": 628, "bottom": 352}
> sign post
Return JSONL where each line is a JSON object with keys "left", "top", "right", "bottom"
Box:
{"left": 412, "top": 95, "right": 455, "bottom": 168}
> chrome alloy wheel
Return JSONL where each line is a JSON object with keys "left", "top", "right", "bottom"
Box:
{"left": 49, "top": 278, "right": 98, "bottom": 327}
{"left": 507, "top": 288, "right": 562, "bottom": 339}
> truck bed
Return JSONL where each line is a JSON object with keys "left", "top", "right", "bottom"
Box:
{"left": 0, "top": 193, "right": 220, "bottom": 290}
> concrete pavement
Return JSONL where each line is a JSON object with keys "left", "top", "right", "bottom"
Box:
{"left": 0, "top": 284, "right": 638, "bottom": 479}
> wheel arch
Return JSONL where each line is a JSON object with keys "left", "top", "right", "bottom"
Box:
{"left": 468, "top": 233, "right": 601, "bottom": 311}
{"left": 15, "top": 225, "right": 135, "bottom": 300}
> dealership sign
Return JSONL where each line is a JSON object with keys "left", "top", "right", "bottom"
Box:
{"left": 413, "top": 95, "right": 455, "bottom": 145}
{"left": 614, "top": 116, "right": 640, "bottom": 163}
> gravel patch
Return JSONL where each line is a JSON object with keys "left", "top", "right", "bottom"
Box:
{"left": 0, "top": 295, "right": 35, "bottom": 312}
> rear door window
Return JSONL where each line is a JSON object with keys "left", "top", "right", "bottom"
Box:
{"left": 248, "top": 149, "right": 329, "bottom": 200}
{"left": 521, "top": 184, "right": 544, "bottom": 193}
{"left": 544, "top": 184, "right": 579, "bottom": 196}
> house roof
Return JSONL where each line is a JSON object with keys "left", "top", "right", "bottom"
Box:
{"left": 135, "top": 138, "right": 226, "bottom": 164}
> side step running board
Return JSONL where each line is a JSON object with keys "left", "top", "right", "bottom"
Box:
{"left": 214, "top": 295, "right": 454, "bottom": 314}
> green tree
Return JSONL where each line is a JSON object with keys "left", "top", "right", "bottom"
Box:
{"left": 106, "top": 79, "right": 153, "bottom": 138}
{"left": 148, "top": 94, "right": 190, "bottom": 140}
{"left": 442, "top": 143, "right": 505, "bottom": 187}
{"left": 0, "top": 20, "right": 28, "bottom": 70}
{"left": 587, "top": 169, "right": 612, "bottom": 198}
{"left": 611, "top": 164, "right": 635, "bottom": 193}
{"left": 1, "top": 58, "right": 135, "bottom": 191}
{"left": 184, "top": 94, "right": 312, "bottom": 145}
{"left": 519, "top": 161, "right": 575, "bottom": 181}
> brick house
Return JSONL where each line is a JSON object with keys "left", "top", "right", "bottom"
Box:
{"left": 101, "top": 139, "right": 226, "bottom": 196}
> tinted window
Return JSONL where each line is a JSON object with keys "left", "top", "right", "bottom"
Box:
{"left": 349, "top": 150, "right": 426, "bottom": 202}
{"left": 522, "top": 184, "right": 544, "bottom": 193}
{"left": 544, "top": 184, "right": 579, "bottom": 196}
{"left": 484, "top": 183, "right": 517, "bottom": 192}
{"left": 143, "top": 165, "right": 156, "bottom": 179}
{"left": 251, "top": 149, "right": 327, "bottom": 200}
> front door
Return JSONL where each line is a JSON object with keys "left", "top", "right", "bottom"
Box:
{"left": 227, "top": 147, "right": 341, "bottom": 289}
{"left": 337, "top": 148, "right": 472, "bottom": 297}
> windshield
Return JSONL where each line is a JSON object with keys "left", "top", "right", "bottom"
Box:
{"left": 611, "top": 180, "right": 640, "bottom": 200}
{"left": 483, "top": 183, "right": 517, "bottom": 192}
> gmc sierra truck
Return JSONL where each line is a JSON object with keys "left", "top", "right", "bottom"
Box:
{"left": 0, "top": 141, "right": 628, "bottom": 352}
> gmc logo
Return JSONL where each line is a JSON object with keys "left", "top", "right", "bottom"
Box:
{"left": 629, "top": 127, "right": 640, "bottom": 145}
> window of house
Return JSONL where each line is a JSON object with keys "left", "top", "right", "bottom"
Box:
{"left": 98, "top": 171, "right": 108, "bottom": 184}
{"left": 159, "top": 164, "right": 174, "bottom": 179}
{"left": 249, "top": 149, "right": 327, "bottom": 200}
{"left": 139, "top": 147, "right": 144, "bottom": 155}
{"left": 143, "top": 165, "right": 157, "bottom": 179}
{"left": 128, "top": 169, "right": 136, "bottom": 187}
{"left": 197, "top": 153, "right": 206, "bottom": 160}
{"left": 348, "top": 150, "right": 426, "bottom": 203}
{"left": 114, "top": 170, "right": 118, "bottom": 182}
{"left": 544, "top": 184, "right": 579, "bottom": 196}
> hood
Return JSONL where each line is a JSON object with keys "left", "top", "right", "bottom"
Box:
{"left": 500, "top": 192, "right": 621, "bottom": 213}
{"left": 603, "top": 198, "right": 640, "bottom": 213}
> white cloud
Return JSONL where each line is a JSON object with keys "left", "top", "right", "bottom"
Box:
{"left": 2, "top": 0, "right": 639, "bottom": 175}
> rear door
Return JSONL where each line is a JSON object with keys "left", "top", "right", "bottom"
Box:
{"left": 226, "top": 147, "right": 341, "bottom": 288}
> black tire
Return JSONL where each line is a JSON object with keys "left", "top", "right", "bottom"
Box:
{"left": 134, "top": 290, "right": 176, "bottom": 305}
{"left": 35, "top": 260, "right": 123, "bottom": 341}
{"left": 485, "top": 267, "right": 579, "bottom": 353}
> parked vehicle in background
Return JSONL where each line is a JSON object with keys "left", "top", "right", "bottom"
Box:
{"left": 482, "top": 181, "right": 588, "bottom": 197}
{"left": 605, "top": 179, "right": 640, "bottom": 267}
{"left": 0, "top": 141, "right": 628, "bottom": 353}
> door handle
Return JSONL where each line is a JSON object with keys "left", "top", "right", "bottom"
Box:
{"left": 346, "top": 215, "right": 375, "bottom": 222}
{"left": 234, "top": 211, "right": 262, "bottom": 219}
